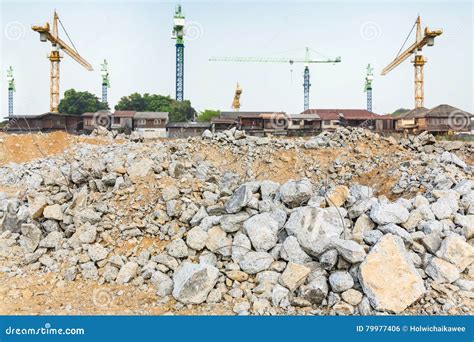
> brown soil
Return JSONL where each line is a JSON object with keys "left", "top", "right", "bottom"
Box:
{"left": 0, "top": 131, "right": 119, "bottom": 166}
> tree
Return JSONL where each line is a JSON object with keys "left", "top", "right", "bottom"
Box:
{"left": 391, "top": 108, "right": 410, "bottom": 117}
{"left": 115, "top": 93, "right": 196, "bottom": 122}
{"left": 197, "top": 109, "right": 220, "bottom": 122}
{"left": 59, "top": 89, "right": 109, "bottom": 114}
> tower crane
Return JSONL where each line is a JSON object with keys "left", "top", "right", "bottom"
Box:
{"left": 232, "top": 83, "right": 242, "bottom": 111}
{"left": 364, "top": 64, "right": 374, "bottom": 112}
{"left": 210, "top": 47, "right": 341, "bottom": 111}
{"left": 172, "top": 4, "right": 185, "bottom": 102}
{"left": 381, "top": 15, "right": 442, "bottom": 108}
{"left": 100, "top": 59, "right": 110, "bottom": 104}
{"left": 6, "top": 66, "right": 15, "bottom": 117}
{"left": 32, "top": 11, "right": 93, "bottom": 113}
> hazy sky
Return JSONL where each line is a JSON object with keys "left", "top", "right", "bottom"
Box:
{"left": 1, "top": 0, "right": 472, "bottom": 119}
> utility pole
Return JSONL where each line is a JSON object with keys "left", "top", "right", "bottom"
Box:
{"left": 6, "top": 66, "right": 15, "bottom": 117}
{"left": 100, "top": 59, "right": 110, "bottom": 104}
{"left": 172, "top": 4, "right": 185, "bottom": 102}
{"left": 364, "top": 64, "right": 374, "bottom": 112}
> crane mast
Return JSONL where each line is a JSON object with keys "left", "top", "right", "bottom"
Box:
{"left": 32, "top": 11, "right": 93, "bottom": 113}
{"left": 172, "top": 5, "right": 185, "bottom": 102}
{"left": 381, "top": 15, "right": 442, "bottom": 108}
{"left": 210, "top": 47, "right": 341, "bottom": 111}
{"left": 100, "top": 59, "right": 110, "bottom": 104}
{"left": 6, "top": 66, "right": 15, "bottom": 117}
{"left": 364, "top": 64, "right": 374, "bottom": 112}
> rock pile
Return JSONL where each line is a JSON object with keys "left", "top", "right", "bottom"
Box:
{"left": 0, "top": 127, "right": 472, "bottom": 315}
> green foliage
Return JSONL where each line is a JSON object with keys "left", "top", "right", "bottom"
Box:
{"left": 197, "top": 109, "right": 220, "bottom": 122}
{"left": 59, "top": 89, "right": 109, "bottom": 115}
{"left": 115, "top": 93, "right": 196, "bottom": 122}
{"left": 390, "top": 108, "right": 410, "bottom": 117}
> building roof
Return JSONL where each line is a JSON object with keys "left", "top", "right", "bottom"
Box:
{"left": 302, "top": 109, "right": 388, "bottom": 120}
{"left": 112, "top": 111, "right": 136, "bottom": 118}
{"left": 134, "top": 112, "right": 169, "bottom": 119}
{"left": 82, "top": 111, "right": 111, "bottom": 117}
{"left": 9, "top": 112, "right": 81, "bottom": 119}
{"left": 402, "top": 107, "right": 429, "bottom": 119}
{"left": 211, "top": 118, "right": 237, "bottom": 124}
{"left": 166, "top": 121, "right": 211, "bottom": 129}
{"left": 424, "top": 104, "right": 472, "bottom": 118}
{"left": 219, "top": 111, "right": 285, "bottom": 120}
{"left": 288, "top": 114, "right": 321, "bottom": 120}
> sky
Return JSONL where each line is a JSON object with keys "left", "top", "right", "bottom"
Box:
{"left": 0, "top": 0, "right": 472, "bottom": 119}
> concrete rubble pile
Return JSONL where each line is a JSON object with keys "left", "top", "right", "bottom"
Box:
{"left": 0, "top": 127, "right": 472, "bottom": 315}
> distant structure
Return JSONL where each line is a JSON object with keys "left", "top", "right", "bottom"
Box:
{"left": 6, "top": 66, "right": 15, "bottom": 117}
{"left": 100, "top": 59, "right": 110, "bottom": 104}
{"left": 172, "top": 4, "right": 185, "bottom": 102}
{"left": 364, "top": 64, "right": 374, "bottom": 112}
{"left": 232, "top": 83, "right": 242, "bottom": 111}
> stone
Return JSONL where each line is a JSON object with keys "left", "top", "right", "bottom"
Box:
{"left": 358, "top": 234, "right": 426, "bottom": 313}
{"left": 348, "top": 198, "right": 376, "bottom": 219}
{"left": 190, "top": 206, "right": 208, "bottom": 226}
{"left": 243, "top": 213, "right": 279, "bottom": 252}
{"left": 260, "top": 180, "right": 280, "bottom": 200}
{"left": 421, "top": 231, "right": 443, "bottom": 254}
{"left": 298, "top": 276, "right": 328, "bottom": 305}
{"left": 20, "top": 224, "right": 41, "bottom": 253}
{"left": 225, "top": 184, "right": 252, "bottom": 214}
{"left": 78, "top": 223, "right": 97, "bottom": 244}
{"left": 172, "top": 262, "right": 219, "bottom": 304}
{"left": 278, "top": 179, "right": 312, "bottom": 208}
{"left": 440, "top": 151, "right": 467, "bottom": 169}
{"left": 226, "top": 270, "right": 249, "bottom": 282}
{"left": 206, "top": 226, "right": 231, "bottom": 256}
{"left": 166, "top": 238, "right": 189, "bottom": 258}
{"left": 369, "top": 202, "right": 409, "bottom": 225}
{"left": 39, "top": 231, "right": 63, "bottom": 249}
{"left": 186, "top": 226, "right": 208, "bottom": 251}
{"left": 271, "top": 284, "right": 290, "bottom": 307}
{"left": 27, "top": 193, "right": 47, "bottom": 219}
{"left": 80, "top": 261, "right": 98, "bottom": 280}
{"left": 326, "top": 185, "right": 350, "bottom": 207}
{"left": 43, "top": 204, "right": 63, "bottom": 221}
{"left": 162, "top": 186, "right": 180, "bottom": 201}
{"left": 352, "top": 214, "right": 375, "bottom": 243}
{"left": 329, "top": 271, "right": 354, "bottom": 293}
{"left": 402, "top": 206, "right": 434, "bottom": 231}
{"left": 232, "top": 232, "right": 251, "bottom": 262}
{"left": 425, "top": 257, "right": 460, "bottom": 283}
{"left": 239, "top": 251, "right": 274, "bottom": 274}
{"left": 350, "top": 185, "right": 374, "bottom": 200}
{"left": 219, "top": 212, "right": 249, "bottom": 233}
{"left": 116, "top": 261, "right": 139, "bottom": 284}
{"left": 341, "top": 289, "right": 363, "bottom": 306}
{"left": 436, "top": 235, "right": 474, "bottom": 271}
{"left": 363, "top": 230, "right": 383, "bottom": 245}
{"left": 330, "top": 239, "right": 366, "bottom": 263}
{"left": 319, "top": 249, "right": 338, "bottom": 270}
{"left": 377, "top": 223, "right": 413, "bottom": 244}
{"left": 333, "top": 301, "right": 355, "bottom": 315}
{"left": 150, "top": 271, "right": 173, "bottom": 297}
{"left": 168, "top": 161, "right": 186, "bottom": 178}
{"left": 279, "top": 262, "right": 311, "bottom": 292}
{"left": 280, "top": 236, "right": 312, "bottom": 264}
{"left": 291, "top": 206, "right": 344, "bottom": 256}
{"left": 128, "top": 158, "right": 154, "bottom": 179}
{"left": 233, "top": 301, "right": 251, "bottom": 315}
{"left": 103, "top": 264, "right": 119, "bottom": 282}
{"left": 431, "top": 194, "right": 458, "bottom": 220}
{"left": 88, "top": 244, "right": 108, "bottom": 262}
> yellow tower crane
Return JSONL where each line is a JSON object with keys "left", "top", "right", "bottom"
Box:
{"left": 32, "top": 11, "right": 93, "bottom": 113}
{"left": 381, "top": 15, "right": 442, "bottom": 108}
{"left": 232, "top": 83, "right": 242, "bottom": 111}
